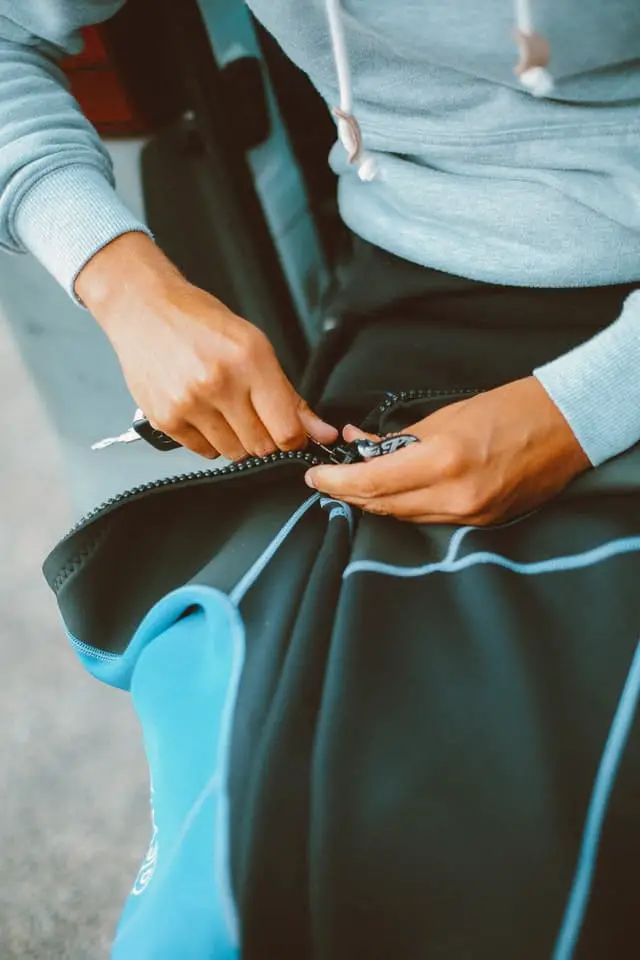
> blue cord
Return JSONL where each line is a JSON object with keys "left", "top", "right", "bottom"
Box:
{"left": 553, "top": 639, "right": 640, "bottom": 960}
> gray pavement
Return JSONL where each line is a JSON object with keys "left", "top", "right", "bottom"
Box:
{"left": 0, "top": 317, "right": 150, "bottom": 959}
{"left": 0, "top": 143, "right": 173, "bottom": 959}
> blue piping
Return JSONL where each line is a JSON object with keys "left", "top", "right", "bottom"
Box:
{"left": 343, "top": 525, "right": 640, "bottom": 956}
{"left": 553, "top": 639, "right": 640, "bottom": 960}
{"left": 344, "top": 535, "right": 640, "bottom": 581}
{"left": 229, "top": 493, "right": 320, "bottom": 605}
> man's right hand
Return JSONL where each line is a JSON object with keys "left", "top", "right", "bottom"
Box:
{"left": 76, "top": 233, "right": 338, "bottom": 460}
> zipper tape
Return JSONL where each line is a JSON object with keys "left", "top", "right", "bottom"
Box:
{"left": 59, "top": 388, "right": 481, "bottom": 545}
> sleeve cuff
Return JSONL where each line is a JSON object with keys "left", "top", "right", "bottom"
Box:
{"left": 534, "top": 290, "right": 640, "bottom": 467}
{"left": 13, "top": 164, "right": 153, "bottom": 304}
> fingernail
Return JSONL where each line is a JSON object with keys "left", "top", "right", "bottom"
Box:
{"left": 313, "top": 417, "right": 339, "bottom": 437}
{"left": 305, "top": 471, "right": 316, "bottom": 489}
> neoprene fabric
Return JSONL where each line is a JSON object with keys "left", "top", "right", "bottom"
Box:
{"left": 44, "top": 246, "right": 640, "bottom": 958}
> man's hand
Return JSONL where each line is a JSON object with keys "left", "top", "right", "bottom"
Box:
{"left": 76, "top": 233, "right": 337, "bottom": 460}
{"left": 304, "top": 377, "right": 590, "bottom": 525}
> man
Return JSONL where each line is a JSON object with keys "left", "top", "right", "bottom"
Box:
{"left": 5, "top": 3, "right": 640, "bottom": 958}
{"left": 2, "top": 0, "right": 639, "bottom": 525}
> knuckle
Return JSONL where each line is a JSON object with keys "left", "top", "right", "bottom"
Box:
{"left": 433, "top": 435, "right": 464, "bottom": 476}
{"left": 247, "top": 325, "right": 271, "bottom": 352}
{"left": 273, "top": 425, "right": 304, "bottom": 451}
{"left": 155, "top": 410, "right": 183, "bottom": 436}
{"left": 451, "top": 481, "right": 487, "bottom": 519}
{"left": 181, "top": 355, "right": 231, "bottom": 397}
{"left": 165, "top": 389, "right": 199, "bottom": 422}
{"left": 196, "top": 365, "right": 227, "bottom": 396}
{"left": 239, "top": 326, "right": 269, "bottom": 364}
{"left": 228, "top": 341, "right": 252, "bottom": 371}
{"left": 357, "top": 473, "right": 383, "bottom": 499}
{"left": 364, "top": 500, "right": 390, "bottom": 516}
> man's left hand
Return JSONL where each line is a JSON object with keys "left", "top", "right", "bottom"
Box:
{"left": 304, "top": 377, "right": 590, "bottom": 525}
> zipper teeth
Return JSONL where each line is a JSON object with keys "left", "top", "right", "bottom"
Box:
{"left": 68, "top": 449, "right": 322, "bottom": 536}
{"left": 66, "top": 388, "right": 476, "bottom": 538}
{"left": 374, "top": 387, "right": 477, "bottom": 417}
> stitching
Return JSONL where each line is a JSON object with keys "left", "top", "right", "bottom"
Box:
{"left": 66, "top": 628, "right": 121, "bottom": 663}
{"left": 51, "top": 520, "right": 112, "bottom": 594}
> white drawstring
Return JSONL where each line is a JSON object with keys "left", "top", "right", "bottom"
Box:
{"left": 324, "top": 0, "right": 553, "bottom": 185}
{"left": 324, "top": 0, "right": 379, "bottom": 182}
{"left": 514, "top": 0, "right": 554, "bottom": 97}
{"left": 514, "top": 0, "right": 535, "bottom": 36}
{"left": 325, "top": 0, "right": 353, "bottom": 115}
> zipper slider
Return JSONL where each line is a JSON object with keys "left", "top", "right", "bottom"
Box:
{"left": 307, "top": 434, "right": 419, "bottom": 465}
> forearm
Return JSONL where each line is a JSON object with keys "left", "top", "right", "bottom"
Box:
{"left": 534, "top": 289, "right": 640, "bottom": 466}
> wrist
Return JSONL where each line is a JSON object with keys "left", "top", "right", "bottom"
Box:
{"left": 75, "top": 232, "right": 186, "bottom": 336}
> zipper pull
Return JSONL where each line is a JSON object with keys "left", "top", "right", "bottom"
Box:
{"left": 307, "top": 433, "right": 419, "bottom": 465}
{"left": 356, "top": 434, "right": 419, "bottom": 458}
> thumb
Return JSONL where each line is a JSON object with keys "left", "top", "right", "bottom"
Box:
{"left": 342, "top": 423, "right": 380, "bottom": 443}
{"left": 298, "top": 398, "right": 339, "bottom": 444}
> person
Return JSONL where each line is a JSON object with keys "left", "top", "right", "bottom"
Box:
{"left": 6, "top": 2, "right": 640, "bottom": 958}
{"left": 1, "top": 0, "right": 639, "bottom": 525}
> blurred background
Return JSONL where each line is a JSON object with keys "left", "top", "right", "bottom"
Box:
{"left": 0, "top": 0, "right": 340, "bottom": 955}
{"left": 0, "top": 310, "right": 149, "bottom": 957}
{"left": 0, "top": 143, "right": 160, "bottom": 960}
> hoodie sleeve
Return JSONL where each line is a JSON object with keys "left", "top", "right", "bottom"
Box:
{"left": 0, "top": 1, "right": 151, "bottom": 300}
{"left": 534, "top": 289, "right": 640, "bottom": 466}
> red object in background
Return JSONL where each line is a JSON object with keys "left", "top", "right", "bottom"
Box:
{"left": 61, "top": 26, "right": 150, "bottom": 137}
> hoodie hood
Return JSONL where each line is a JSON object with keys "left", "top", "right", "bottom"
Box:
{"left": 325, "top": 0, "right": 553, "bottom": 181}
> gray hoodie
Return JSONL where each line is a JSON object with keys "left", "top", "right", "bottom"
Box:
{"left": 1, "top": 0, "right": 639, "bottom": 465}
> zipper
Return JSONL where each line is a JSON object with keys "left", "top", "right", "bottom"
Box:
{"left": 65, "top": 449, "right": 324, "bottom": 539}
{"left": 374, "top": 386, "right": 479, "bottom": 418}
{"left": 63, "top": 388, "right": 479, "bottom": 541}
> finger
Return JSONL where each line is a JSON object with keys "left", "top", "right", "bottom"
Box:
{"left": 297, "top": 398, "right": 339, "bottom": 445}
{"left": 251, "top": 375, "right": 307, "bottom": 451}
{"left": 315, "top": 487, "right": 473, "bottom": 526}
{"left": 223, "top": 397, "right": 277, "bottom": 458}
{"left": 191, "top": 409, "right": 247, "bottom": 461}
{"left": 168, "top": 424, "right": 220, "bottom": 460}
{"left": 252, "top": 374, "right": 337, "bottom": 451}
{"left": 342, "top": 423, "right": 379, "bottom": 443}
{"left": 305, "top": 439, "right": 432, "bottom": 499}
